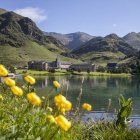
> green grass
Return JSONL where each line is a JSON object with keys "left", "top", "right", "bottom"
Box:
{"left": 16, "top": 69, "right": 70, "bottom": 76}
{"left": 72, "top": 72, "right": 131, "bottom": 76}
{"left": 80, "top": 122, "right": 140, "bottom": 140}
{"left": 16, "top": 69, "right": 131, "bottom": 77}
{"left": 79, "top": 51, "right": 126, "bottom": 66}
{"left": 0, "top": 40, "right": 81, "bottom": 66}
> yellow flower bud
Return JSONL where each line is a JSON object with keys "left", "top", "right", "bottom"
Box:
{"left": 47, "top": 107, "right": 53, "bottom": 112}
{"left": 0, "top": 95, "right": 3, "bottom": 100}
{"left": 11, "top": 86, "right": 23, "bottom": 96}
{"left": 27, "top": 92, "right": 41, "bottom": 106}
{"left": 24, "top": 75, "right": 36, "bottom": 85}
{"left": 55, "top": 115, "right": 71, "bottom": 131}
{"left": 82, "top": 103, "right": 92, "bottom": 111}
{"left": 4, "top": 77, "right": 15, "bottom": 87}
{"left": 0, "top": 65, "right": 8, "bottom": 77}
{"left": 53, "top": 81, "right": 60, "bottom": 88}
{"left": 47, "top": 115, "right": 56, "bottom": 123}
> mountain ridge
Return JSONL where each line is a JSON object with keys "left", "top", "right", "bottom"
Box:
{"left": 0, "top": 8, "right": 139, "bottom": 66}
{"left": 46, "top": 31, "right": 94, "bottom": 50}
{"left": 70, "top": 33, "right": 137, "bottom": 65}
{"left": 123, "top": 32, "right": 140, "bottom": 50}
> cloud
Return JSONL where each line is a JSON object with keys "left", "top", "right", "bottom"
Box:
{"left": 14, "top": 7, "right": 47, "bottom": 23}
{"left": 113, "top": 24, "right": 117, "bottom": 27}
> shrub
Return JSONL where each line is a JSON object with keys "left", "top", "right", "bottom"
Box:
{"left": 96, "top": 66, "right": 106, "bottom": 72}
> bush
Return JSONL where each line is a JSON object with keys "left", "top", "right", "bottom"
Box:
{"left": 87, "top": 69, "right": 90, "bottom": 73}
{"left": 96, "top": 66, "right": 106, "bottom": 72}
{"left": 78, "top": 69, "right": 81, "bottom": 73}
{"left": 48, "top": 68, "right": 55, "bottom": 73}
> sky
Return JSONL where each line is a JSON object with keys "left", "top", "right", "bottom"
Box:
{"left": 0, "top": 0, "right": 140, "bottom": 37}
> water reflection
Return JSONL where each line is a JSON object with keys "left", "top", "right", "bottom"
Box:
{"left": 15, "top": 75, "right": 140, "bottom": 116}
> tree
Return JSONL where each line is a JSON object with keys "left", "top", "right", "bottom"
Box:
{"left": 96, "top": 66, "right": 106, "bottom": 72}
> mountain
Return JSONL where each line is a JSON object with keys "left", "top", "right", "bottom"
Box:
{"left": 0, "top": 8, "right": 7, "bottom": 14}
{"left": 123, "top": 32, "right": 140, "bottom": 50}
{"left": 71, "top": 33, "right": 137, "bottom": 65}
{"left": 0, "top": 8, "right": 80, "bottom": 65}
{"left": 0, "top": 9, "right": 64, "bottom": 48}
{"left": 46, "top": 32, "right": 93, "bottom": 50}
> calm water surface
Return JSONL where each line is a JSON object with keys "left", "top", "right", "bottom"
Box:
{"left": 16, "top": 75, "right": 140, "bottom": 127}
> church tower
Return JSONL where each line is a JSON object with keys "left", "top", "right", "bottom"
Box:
{"left": 56, "top": 57, "right": 61, "bottom": 69}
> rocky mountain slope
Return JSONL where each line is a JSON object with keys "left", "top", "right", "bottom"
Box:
{"left": 71, "top": 34, "right": 137, "bottom": 65}
{"left": 123, "top": 32, "right": 140, "bottom": 50}
{"left": 0, "top": 8, "right": 79, "bottom": 65}
{"left": 46, "top": 32, "right": 93, "bottom": 50}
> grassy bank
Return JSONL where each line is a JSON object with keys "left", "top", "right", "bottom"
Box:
{"left": 16, "top": 69, "right": 131, "bottom": 76}
{"left": 16, "top": 70, "right": 69, "bottom": 76}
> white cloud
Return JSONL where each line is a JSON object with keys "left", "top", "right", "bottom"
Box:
{"left": 14, "top": 7, "right": 47, "bottom": 23}
{"left": 113, "top": 23, "right": 117, "bottom": 27}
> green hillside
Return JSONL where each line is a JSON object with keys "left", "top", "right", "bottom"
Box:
{"left": 0, "top": 41, "right": 81, "bottom": 66}
{"left": 123, "top": 32, "right": 140, "bottom": 50}
{"left": 0, "top": 8, "right": 81, "bottom": 66}
{"left": 80, "top": 51, "right": 125, "bottom": 66}
{"left": 71, "top": 34, "right": 137, "bottom": 65}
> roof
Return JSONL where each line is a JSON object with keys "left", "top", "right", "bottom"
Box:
{"left": 70, "top": 63, "right": 95, "bottom": 67}
{"left": 28, "top": 60, "right": 46, "bottom": 64}
{"left": 61, "top": 62, "right": 71, "bottom": 65}
{"left": 107, "top": 63, "right": 117, "bottom": 67}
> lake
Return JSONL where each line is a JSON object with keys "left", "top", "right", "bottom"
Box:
{"left": 16, "top": 75, "right": 140, "bottom": 127}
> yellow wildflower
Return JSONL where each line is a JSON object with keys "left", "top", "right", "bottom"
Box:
{"left": 54, "top": 94, "right": 72, "bottom": 112}
{"left": 64, "top": 100, "right": 72, "bottom": 111}
{"left": 0, "top": 95, "right": 3, "bottom": 100}
{"left": 55, "top": 115, "right": 71, "bottom": 131}
{"left": 11, "top": 86, "right": 23, "bottom": 96}
{"left": 4, "top": 77, "right": 15, "bottom": 87}
{"left": 54, "top": 94, "right": 66, "bottom": 105}
{"left": 47, "top": 115, "right": 56, "bottom": 123}
{"left": 27, "top": 92, "right": 41, "bottom": 106}
{"left": 82, "top": 103, "right": 92, "bottom": 111}
{"left": 24, "top": 75, "right": 36, "bottom": 85}
{"left": 0, "top": 65, "right": 8, "bottom": 77}
{"left": 53, "top": 81, "right": 60, "bottom": 88}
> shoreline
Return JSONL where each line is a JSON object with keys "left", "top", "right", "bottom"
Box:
{"left": 16, "top": 70, "right": 131, "bottom": 77}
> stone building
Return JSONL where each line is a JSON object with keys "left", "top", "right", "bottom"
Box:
{"left": 28, "top": 58, "right": 71, "bottom": 70}
{"left": 28, "top": 61, "right": 48, "bottom": 71}
{"left": 69, "top": 63, "right": 96, "bottom": 72}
